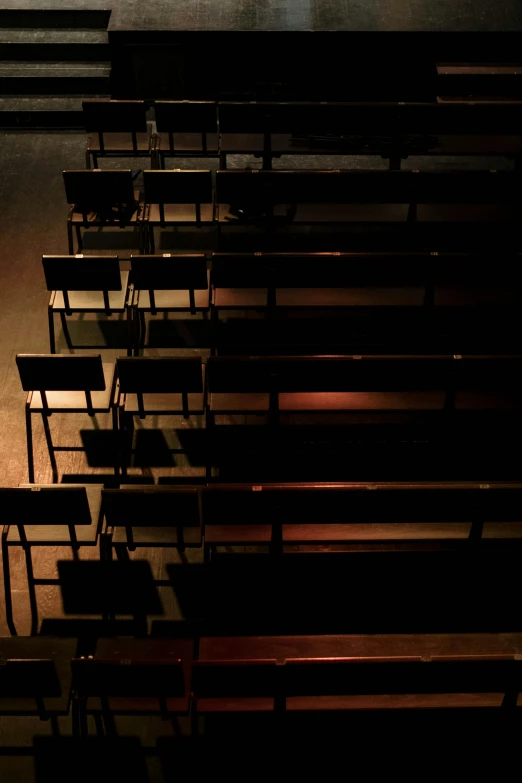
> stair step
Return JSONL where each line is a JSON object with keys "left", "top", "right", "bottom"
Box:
{"left": 0, "top": 61, "right": 110, "bottom": 93}
{"left": 0, "top": 28, "right": 109, "bottom": 44}
{"left": 0, "top": 94, "right": 110, "bottom": 128}
{"left": 0, "top": 29, "right": 109, "bottom": 61}
{"left": 0, "top": 62, "right": 110, "bottom": 76}
{"left": 0, "top": 9, "right": 111, "bottom": 29}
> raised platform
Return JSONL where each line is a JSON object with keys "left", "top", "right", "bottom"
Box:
{"left": 2, "top": 0, "right": 522, "bottom": 32}
{"left": 1, "top": 1, "right": 522, "bottom": 100}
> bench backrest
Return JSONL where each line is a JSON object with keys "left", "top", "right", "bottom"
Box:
{"left": 191, "top": 659, "right": 278, "bottom": 699}
{"left": 102, "top": 486, "right": 201, "bottom": 529}
{"left": 155, "top": 101, "right": 218, "bottom": 132}
{"left": 42, "top": 255, "right": 122, "bottom": 293}
{"left": 216, "top": 169, "right": 519, "bottom": 206}
{"left": 143, "top": 170, "right": 213, "bottom": 205}
{"left": 283, "top": 656, "right": 522, "bottom": 697}
{"left": 17, "top": 354, "right": 106, "bottom": 392}
{"left": 211, "top": 251, "right": 522, "bottom": 289}
{"left": 63, "top": 170, "right": 136, "bottom": 215}
{"left": 0, "top": 486, "right": 91, "bottom": 526}
{"left": 130, "top": 254, "right": 208, "bottom": 291}
{"left": 202, "top": 482, "right": 522, "bottom": 529}
{"left": 218, "top": 101, "right": 522, "bottom": 136}
{"left": 82, "top": 100, "right": 148, "bottom": 133}
{"left": 116, "top": 356, "right": 203, "bottom": 393}
{"left": 0, "top": 658, "right": 62, "bottom": 699}
{"left": 207, "top": 355, "right": 522, "bottom": 393}
{"left": 72, "top": 657, "right": 185, "bottom": 698}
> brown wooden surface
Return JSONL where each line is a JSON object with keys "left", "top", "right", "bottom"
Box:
{"left": 29, "top": 363, "right": 115, "bottom": 412}
{"left": 199, "top": 633, "right": 522, "bottom": 661}
{"left": 87, "top": 637, "right": 195, "bottom": 714}
{"left": 52, "top": 271, "right": 130, "bottom": 312}
{"left": 0, "top": 637, "right": 76, "bottom": 715}
{"left": 157, "top": 132, "right": 219, "bottom": 153}
{"left": 7, "top": 484, "right": 103, "bottom": 545}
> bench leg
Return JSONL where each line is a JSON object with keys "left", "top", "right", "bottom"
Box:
{"left": 67, "top": 221, "right": 74, "bottom": 255}
{"left": 25, "top": 407, "right": 35, "bottom": 484}
{"left": 2, "top": 533, "right": 17, "bottom": 635}
{"left": 75, "top": 225, "right": 84, "bottom": 252}
{"left": 139, "top": 311, "right": 146, "bottom": 351}
{"left": 133, "top": 306, "right": 141, "bottom": 357}
{"left": 149, "top": 225, "right": 156, "bottom": 254}
{"left": 24, "top": 545, "right": 39, "bottom": 636}
{"left": 205, "top": 409, "right": 214, "bottom": 480}
{"left": 41, "top": 412, "right": 58, "bottom": 484}
{"left": 126, "top": 303, "right": 133, "bottom": 357}
{"left": 112, "top": 404, "right": 120, "bottom": 477}
{"left": 119, "top": 407, "right": 129, "bottom": 477}
{"left": 59, "top": 312, "right": 73, "bottom": 351}
{"left": 48, "top": 307, "right": 56, "bottom": 354}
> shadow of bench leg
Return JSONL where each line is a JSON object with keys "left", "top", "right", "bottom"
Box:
{"left": 41, "top": 412, "right": 58, "bottom": 484}
{"left": 2, "top": 533, "right": 17, "bottom": 635}
{"left": 59, "top": 312, "right": 73, "bottom": 351}
{"left": 26, "top": 406, "right": 35, "bottom": 484}
{"left": 48, "top": 308, "right": 56, "bottom": 354}
{"left": 24, "top": 544, "right": 39, "bottom": 636}
{"left": 112, "top": 404, "right": 120, "bottom": 477}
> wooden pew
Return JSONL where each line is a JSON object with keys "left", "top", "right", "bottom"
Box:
{"left": 201, "top": 481, "right": 522, "bottom": 559}
{"left": 63, "top": 169, "right": 144, "bottom": 255}
{"left": 205, "top": 354, "right": 522, "bottom": 478}
{"left": 211, "top": 250, "right": 522, "bottom": 312}
{"left": 218, "top": 101, "right": 522, "bottom": 168}
{"left": 196, "top": 634, "right": 522, "bottom": 714}
{"left": 1, "top": 484, "right": 103, "bottom": 635}
{"left": 71, "top": 637, "right": 194, "bottom": 737}
{"left": 437, "top": 64, "right": 522, "bottom": 102}
{"left": 205, "top": 354, "right": 522, "bottom": 422}
{"left": 215, "top": 169, "right": 520, "bottom": 240}
{"left": 83, "top": 99, "right": 153, "bottom": 169}
{"left": 0, "top": 637, "right": 76, "bottom": 721}
{"left": 210, "top": 251, "right": 522, "bottom": 354}
{"left": 154, "top": 101, "right": 219, "bottom": 166}
{"left": 102, "top": 485, "right": 203, "bottom": 556}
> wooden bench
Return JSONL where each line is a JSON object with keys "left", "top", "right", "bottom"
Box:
{"left": 215, "top": 169, "right": 520, "bottom": 237}
{"left": 63, "top": 169, "right": 144, "bottom": 255}
{"left": 1, "top": 484, "right": 103, "bottom": 635}
{"left": 154, "top": 100, "right": 219, "bottom": 166}
{"left": 130, "top": 253, "right": 210, "bottom": 355}
{"left": 83, "top": 99, "right": 153, "bottom": 169}
{"left": 218, "top": 101, "right": 522, "bottom": 169}
{"left": 42, "top": 254, "right": 132, "bottom": 355}
{"left": 211, "top": 250, "right": 522, "bottom": 313}
{"left": 437, "top": 64, "right": 522, "bottom": 102}
{"left": 0, "top": 637, "right": 76, "bottom": 723}
{"left": 210, "top": 251, "right": 522, "bottom": 354}
{"left": 115, "top": 356, "right": 205, "bottom": 475}
{"left": 205, "top": 354, "right": 522, "bottom": 477}
{"left": 205, "top": 354, "right": 522, "bottom": 422}
{"left": 142, "top": 169, "right": 214, "bottom": 253}
{"left": 196, "top": 633, "right": 522, "bottom": 715}
{"left": 201, "top": 481, "right": 522, "bottom": 560}
{"left": 102, "top": 484, "right": 203, "bottom": 556}
{"left": 71, "top": 637, "right": 194, "bottom": 737}
{"left": 16, "top": 353, "right": 118, "bottom": 484}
